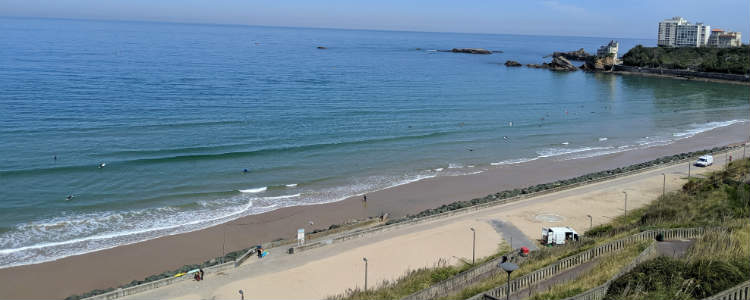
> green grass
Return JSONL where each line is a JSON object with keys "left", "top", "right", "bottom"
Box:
{"left": 529, "top": 242, "right": 649, "bottom": 300}
{"left": 602, "top": 159, "right": 750, "bottom": 300}
{"left": 328, "top": 243, "right": 510, "bottom": 300}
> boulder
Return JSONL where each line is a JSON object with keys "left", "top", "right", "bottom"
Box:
{"left": 548, "top": 56, "right": 578, "bottom": 71}
{"left": 451, "top": 48, "right": 492, "bottom": 54}
{"left": 548, "top": 48, "right": 594, "bottom": 61}
{"left": 581, "top": 55, "right": 617, "bottom": 71}
{"left": 525, "top": 57, "right": 578, "bottom": 71}
{"left": 504, "top": 60, "right": 522, "bottom": 67}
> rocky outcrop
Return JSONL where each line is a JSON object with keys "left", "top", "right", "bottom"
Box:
{"left": 526, "top": 56, "right": 578, "bottom": 71}
{"left": 451, "top": 48, "right": 492, "bottom": 54}
{"left": 504, "top": 60, "right": 522, "bottom": 67}
{"left": 581, "top": 55, "right": 617, "bottom": 71}
{"left": 547, "top": 48, "right": 594, "bottom": 61}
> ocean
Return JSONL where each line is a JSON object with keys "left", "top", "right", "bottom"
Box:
{"left": 1, "top": 17, "right": 748, "bottom": 268}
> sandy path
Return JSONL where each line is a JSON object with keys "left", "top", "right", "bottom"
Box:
{"left": 124, "top": 147, "right": 742, "bottom": 300}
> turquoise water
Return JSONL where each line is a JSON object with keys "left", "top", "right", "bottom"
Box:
{"left": 1, "top": 18, "right": 748, "bottom": 268}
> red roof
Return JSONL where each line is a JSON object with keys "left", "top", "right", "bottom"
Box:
{"left": 711, "top": 29, "right": 724, "bottom": 32}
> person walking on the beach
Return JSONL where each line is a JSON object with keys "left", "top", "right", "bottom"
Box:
{"left": 199, "top": 268, "right": 204, "bottom": 280}
{"left": 363, "top": 194, "right": 367, "bottom": 202}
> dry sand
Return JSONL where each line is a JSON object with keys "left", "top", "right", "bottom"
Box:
{"left": 0, "top": 122, "right": 747, "bottom": 299}
{"left": 123, "top": 144, "right": 743, "bottom": 300}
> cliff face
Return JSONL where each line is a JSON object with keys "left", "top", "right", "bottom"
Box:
{"left": 582, "top": 55, "right": 616, "bottom": 71}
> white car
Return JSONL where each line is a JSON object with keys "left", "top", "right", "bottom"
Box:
{"left": 695, "top": 155, "right": 713, "bottom": 167}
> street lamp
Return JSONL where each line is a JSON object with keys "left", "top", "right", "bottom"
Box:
{"left": 470, "top": 227, "right": 476, "bottom": 265}
{"left": 499, "top": 262, "right": 519, "bottom": 300}
{"left": 586, "top": 214, "right": 592, "bottom": 231}
{"left": 662, "top": 173, "right": 666, "bottom": 198}
{"left": 622, "top": 191, "right": 628, "bottom": 218}
{"left": 363, "top": 257, "right": 368, "bottom": 292}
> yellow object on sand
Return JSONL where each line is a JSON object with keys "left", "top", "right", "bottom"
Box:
{"left": 174, "top": 272, "right": 186, "bottom": 277}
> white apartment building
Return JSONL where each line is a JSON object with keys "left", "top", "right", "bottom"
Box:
{"left": 708, "top": 29, "right": 743, "bottom": 48}
{"left": 658, "top": 16, "right": 710, "bottom": 47}
{"left": 596, "top": 40, "right": 619, "bottom": 57}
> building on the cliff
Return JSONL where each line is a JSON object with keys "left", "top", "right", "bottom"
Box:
{"left": 658, "top": 16, "right": 711, "bottom": 47}
{"left": 707, "top": 29, "right": 742, "bottom": 48}
{"left": 596, "top": 40, "right": 619, "bottom": 58}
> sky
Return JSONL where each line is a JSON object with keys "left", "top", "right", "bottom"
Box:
{"left": 1, "top": 0, "right": 748, "bottom": 41}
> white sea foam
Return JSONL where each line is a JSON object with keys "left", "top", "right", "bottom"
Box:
{"left": 448, "top": 163, "right": 463, "bottom": 169}
{"left": 491, "top": 157, "right": 538, "bottom": 166}
{"left": 561, "top": 142, "right": 569, "bottom": 145}
{"left": 285, "top": 183, "right": 298, "bottom": 188}
{"left": 672, "top": 120, "right": 746, "bottom": 138}
{"left": 598, "top": 137, "right": 608, "bottom": 142}
{"left": 434, "top": 168, "right": 444, "bottom": 172}
{"left": 239, "top": 187, "right": 267, "bottom": 193}
{"left": 262, "top": 193, "right": 301, "bottom": 200}
{"left": 536, "top": 146, "right": 612, "bottom": 158}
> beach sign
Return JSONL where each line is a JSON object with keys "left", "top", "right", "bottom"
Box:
{"left": 297, "top": 228, "right": 305, "bottom": 246}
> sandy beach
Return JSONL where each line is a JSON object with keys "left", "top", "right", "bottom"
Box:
{"left": 0, "top": 122, "right": 747, "bottom": 299}
{"left": 123, "top": 130, "right": 747, "bottom": 300}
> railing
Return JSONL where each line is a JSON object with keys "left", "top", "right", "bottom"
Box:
{"left": 701, "top": 280, "right": 750, "bottom": 300}
{"left": 560, "top": 241, "right": 659, "bottom": 300}
{"left": 470, "top": 228, "right": 707, "bottom": 300}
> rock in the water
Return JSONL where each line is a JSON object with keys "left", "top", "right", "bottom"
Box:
{"left": 525, "top": 56, "right": 578, "bottom": 71}
{"left": 549, "top": 56, "right": 577, "bottom": 71}
{"left": 316, "top": 46, "right": 327, "bottom": 49}
{"left": 581, "top": 55, "right": 616, "bottom": 71}
{"left": 548, "top": 48, "right": 594, "bottom": 61}
{"left": 451, "top": 48, "right": 492, "bottom": 54}
{"left": 504, "top": 60, "right": 522, "bottom": 67}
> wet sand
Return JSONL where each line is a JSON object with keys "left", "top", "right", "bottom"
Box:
{"left": 125, "top": 133, "right": 744, "bottom": 300}
{"left": 0, "top": 122, "right": 747, "bottom": 299}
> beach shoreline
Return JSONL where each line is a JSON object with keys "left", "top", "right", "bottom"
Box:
{"left": 1, "top": 122, "right": 748, "bottom": 299}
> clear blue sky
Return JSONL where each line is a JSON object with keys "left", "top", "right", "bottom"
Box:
{"left": 2, "top": 0, "right": 748, "bottom": 41}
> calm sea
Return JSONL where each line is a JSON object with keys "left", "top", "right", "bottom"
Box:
{"left": 1, "top": 18, "right": 748, "bottom": 268}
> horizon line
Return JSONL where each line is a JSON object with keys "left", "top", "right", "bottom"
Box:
{"left": 0, "top": 15, "right": 656, "bottom": 42}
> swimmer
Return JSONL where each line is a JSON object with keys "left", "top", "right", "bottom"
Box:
{"left": 98, "top": 163, "right": 106, "bottom": 168}
{"left": 66, "top": 194, "right": 74, "bottom": 201}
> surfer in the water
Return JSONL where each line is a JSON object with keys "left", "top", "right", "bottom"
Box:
{"left": 98, "top": 163, "right": 106, "bottom": 168}
{"left": 243, "top": 169, "right": 248, "bottom": 173}
{"left": 66, "top": 195, "right": 74, "bottom": 201}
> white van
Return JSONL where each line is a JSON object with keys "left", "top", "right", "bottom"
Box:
{"left": 541, "top": 226, "right": 579, "bottom": 245}
{"left": 695, "top": 155, "right": 713, "bottom": 167}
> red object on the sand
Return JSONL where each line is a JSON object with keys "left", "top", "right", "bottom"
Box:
{"left": 520, "top": 247, "right": 530, "bottom": 254}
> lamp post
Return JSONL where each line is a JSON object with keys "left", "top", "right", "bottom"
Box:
{"left": 470, "top": 228, "right": 476, "bottom": 265}
{"left": 662, "top": 173, "right": 666, "bottom": 198}
{"left": 622, "top": 191, "right": 628, "bottom": 218}
{"left": 688, "top": 162, "right": 691, "bottom": 178}
{"left": 587, "top": 214, "right": 592, "bottom": 231}
{"left": 363, "top": 257, "right": 368, "bottom": 292}
{"left": 222, "top": 224, "right": 227, "bottom": 263}
{"left": 499, "top": 262, "right": 519, "bottom": 300}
